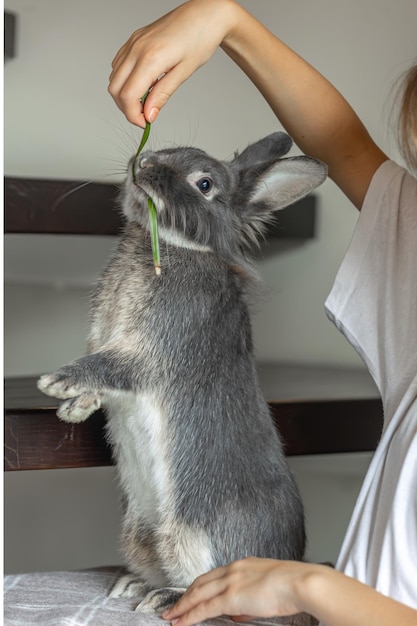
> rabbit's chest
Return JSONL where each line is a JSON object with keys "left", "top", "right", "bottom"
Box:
{"left": 104, "top": 390, "right": 172, "bottom": 522}
{"left": 89, "top": 269, "right": 153, "bottom": 350}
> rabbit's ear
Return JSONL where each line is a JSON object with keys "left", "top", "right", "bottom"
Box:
{"left": 249, "top": 156, "right": 327, "bottom": 211}
{"left": 233, "top": 132, "right": 293, "bottom": 169}
{"left": 238, "top": 156, "right": 327, "bottom": 247}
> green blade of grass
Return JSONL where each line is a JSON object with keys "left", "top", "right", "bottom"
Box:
{"left": 132, "top": 88, "right": 151, "bottom": 182}
{"left": 148, "top": 196, "right": 161, "bottom": 276}
{"left": 132, "top": 88, "right": 162, "bottom": 276}
{"left": 132, "top": 122, "right": 151, "bottom": 179}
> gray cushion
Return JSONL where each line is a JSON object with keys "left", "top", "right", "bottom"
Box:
{"left": 4, "top": 566, "right": 317, "bottom": 625}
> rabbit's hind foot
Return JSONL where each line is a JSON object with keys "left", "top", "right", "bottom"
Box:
{"left": 109, "top": 573, "right": 150, "bottom": 600}
{"left": 135, "top": 587, "right": 186, "bottom": 615}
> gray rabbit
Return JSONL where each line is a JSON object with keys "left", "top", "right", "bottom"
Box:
{"left": 38, "top": 132, "right": 327, "bottom": 614}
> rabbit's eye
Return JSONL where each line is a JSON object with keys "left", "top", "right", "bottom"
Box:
{"left": 196, "top": 177, "right": 213, "bottom": 194}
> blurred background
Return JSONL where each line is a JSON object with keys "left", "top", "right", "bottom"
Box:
{"left": 4, "top": 0, "right": 417, "bottom": 573}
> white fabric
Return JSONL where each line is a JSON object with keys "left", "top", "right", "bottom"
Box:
{"left": 324, "top": 160, "right": 417, "bottom": 607}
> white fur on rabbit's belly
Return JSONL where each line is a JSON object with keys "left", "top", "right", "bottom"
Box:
{"left": 105, "top": 391, "right": 172, "bottom": 523}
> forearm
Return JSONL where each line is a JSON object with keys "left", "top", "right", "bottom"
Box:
{"left": 219, "top": 0, "right": 386, "bottom": 207}
{"left": 298, "top": 564, "right": 417, "bottom": 626}
{"left": 163, "top": 557, "right": 417, "bottom": 626}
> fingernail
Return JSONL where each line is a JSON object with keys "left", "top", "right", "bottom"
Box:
{"left": 161, "top": 610, "right": 173, "bottom": 620}
{"left": 148, "top": 107, "right": 158, "bottom": 123}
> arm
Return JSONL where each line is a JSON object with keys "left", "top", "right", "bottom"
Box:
{"left": 162, "top": 557, "right": 417, "bottom": 626}
{"left": 108, "top": 0, "right": 387, "bottom": 208}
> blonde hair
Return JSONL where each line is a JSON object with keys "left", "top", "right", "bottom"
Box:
{"left": 397, "top": 64, "right": 417, "bottom": 174}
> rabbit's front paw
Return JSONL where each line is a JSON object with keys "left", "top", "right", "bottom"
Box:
{"left": 38, "top": 368, "right": 86, "bottom": 400}
{"left": 136, "top": 587, "right": 185, "bottom": 615}
{"left": 57, "top": 392, "right": 101, "bottom": 423}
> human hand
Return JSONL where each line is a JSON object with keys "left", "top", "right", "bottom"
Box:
{"left": 162, "top": 557, "right": 314, "bottom": 626}
{"left": 108, "top": 0, "right": 238, "bottom": 127}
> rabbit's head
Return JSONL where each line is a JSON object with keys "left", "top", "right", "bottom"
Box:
{"left": 121, "top": 132, "right": 327, "bottom": 260}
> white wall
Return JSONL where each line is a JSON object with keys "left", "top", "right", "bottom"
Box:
{"left": 4, "top": 454, "right": 372, "bottom": 573}
{"left": 5, "top": 0, "right": 417, "bottom": 367}
{"left": 4, "top": 0, "right": 416, "bottom": 575}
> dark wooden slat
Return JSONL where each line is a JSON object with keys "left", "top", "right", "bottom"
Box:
{"left": 4, "top": 177, "right": 123, "bottom": 235}
{"left": 4, "top": 176, "right": 316, "bottom": 239}
{"left": 4, "top": 376, "right": 113, "bottom": 470}
{"left": 5, "top": 409, "right": 113, "bottom": 471}
{"left": 271, "top": 399, "right": 383, "bottom": 456}
{"left": 4, "top": 376, "right": 383, "bottom": 471}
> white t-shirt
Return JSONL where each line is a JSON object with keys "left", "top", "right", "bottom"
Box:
{"left": 324, "top": 160, "right": 417, "bottom": 608}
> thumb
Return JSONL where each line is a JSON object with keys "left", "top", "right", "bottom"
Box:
{"left": 143, "top": 63, "right": 194, "bottom": 123}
